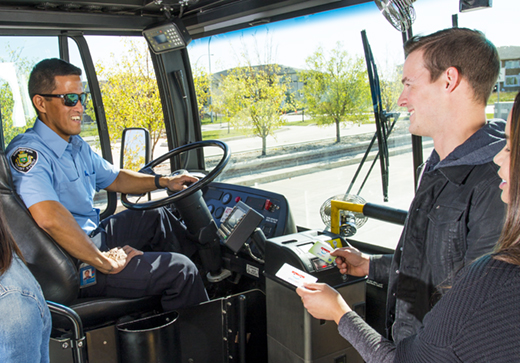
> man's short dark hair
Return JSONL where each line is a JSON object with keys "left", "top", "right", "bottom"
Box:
{"left": 404, "top": 28, "right": 499, "bottom": 105}
{"left": 28, "top": 58, "right": 82, "bottom": 100}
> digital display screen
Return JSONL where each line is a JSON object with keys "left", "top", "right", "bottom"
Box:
{"left": 226, "top": 208, "right": 245, "bottom": 229}
{"left": 153, "top": 33, "right": 168, "bottom": 45}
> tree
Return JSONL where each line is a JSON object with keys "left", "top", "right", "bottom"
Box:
{"left": 215, "top": 32, "right": 293, "bottom": 155}
{"left": 379, "top": 63, "right": 403, "bottom": 113}
{"left": 192, "top": 65, "right": 210, "bottom": 121}
{"left": 215, "top": 62, "right": 288, "bottom": 155}
{"left": 210, "top": 31, "right": 292, "bottom": 155}
{"left": 299, "top": 43, "right": 370, "bottom": 143}
{"left": 96, "top": 39, "right": 164, "bottom": 155}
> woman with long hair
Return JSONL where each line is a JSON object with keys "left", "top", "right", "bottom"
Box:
{"left": 0, "top": 205, "right": 51, "bottom": 362}
{"left": 297, "top": 93, "right": 520, "bottom": 362}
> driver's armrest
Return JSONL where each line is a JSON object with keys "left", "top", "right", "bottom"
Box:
{"left": 54, "top": 296, "right": 163, "bottom": 330}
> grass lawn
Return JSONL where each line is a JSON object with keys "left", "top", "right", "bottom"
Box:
{"left": 201, "top": 116, "right": 225, "bottom": 125}
{"left": 286, "top": 118, "right": 316, "bottom": 126}
{"left": 200, "top": 115, "right": 318, "bottom": 140}
{"left": 488, "top": 91, "right": 517, "bottom": 104}
{"left": 80, "top": 123, "right": 99, "bottom": 137}
{"left": 202, "top": 128, "right": 245, "bottom": 140}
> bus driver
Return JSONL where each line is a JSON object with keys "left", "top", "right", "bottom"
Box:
{"left": 6, "top": 58, "right": 209, "bottom": 311}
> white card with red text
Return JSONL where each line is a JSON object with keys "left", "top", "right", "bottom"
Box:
{"left": 275, "top": 263, "right": 317, "bottom": 287}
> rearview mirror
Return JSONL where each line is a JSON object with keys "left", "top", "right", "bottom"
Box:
{"left": 120, "top": 128, "right": 151, "bottom": 171}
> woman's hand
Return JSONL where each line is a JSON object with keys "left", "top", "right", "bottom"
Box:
{"left": 296, "top": 282, "right": 351, "bottom": 324}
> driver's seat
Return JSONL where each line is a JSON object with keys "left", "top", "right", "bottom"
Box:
{"left": 0, "top": 147, "right": 161, "bottom": 329}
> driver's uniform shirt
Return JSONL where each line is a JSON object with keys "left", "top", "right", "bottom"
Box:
{"left": 6, "top": 118, "right": 119, "bottom": 237}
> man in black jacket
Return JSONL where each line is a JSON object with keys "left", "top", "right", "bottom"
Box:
{"left": 332, "top": 27, "right": 506, "bottom": 343}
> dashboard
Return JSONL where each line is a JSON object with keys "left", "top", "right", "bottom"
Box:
{"left": 202, "top": 182, "right": 297, "bottom": 240}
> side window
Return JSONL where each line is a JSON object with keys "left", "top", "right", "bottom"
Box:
{"left": 0, "top": 36, "right": 110, "bottom": 213}
{"left": 85, "top": 36, "right": 164, "bottom": 167}
{"left": 84, "top": 36, "right": 174, "bottom": 210}
{"left": 0, "top": 37, "right": 60, "bottom": 148}
{"left": 0, "top": 36, "right": 104, "bottom": 151}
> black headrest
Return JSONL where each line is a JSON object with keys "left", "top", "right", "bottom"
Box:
{"left": 0, "top": 148, "right": 79, "bottom": 305}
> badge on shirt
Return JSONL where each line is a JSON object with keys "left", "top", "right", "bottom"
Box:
{"left": 10, "top": 147, "right": 38, "bottom": 173}
{"left": 79, "top": 263, "right": 97, "bottom": 288}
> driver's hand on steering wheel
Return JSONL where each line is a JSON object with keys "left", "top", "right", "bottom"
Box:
{"left": 165, "top": 174, "right": 199, "bottom": 191}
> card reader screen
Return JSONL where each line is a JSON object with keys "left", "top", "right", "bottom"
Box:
{"left": 226, "top": 208, "right": 245, "bottom": 229}
{"left": 153, "top": 33, "right": 168, "bottom": 44}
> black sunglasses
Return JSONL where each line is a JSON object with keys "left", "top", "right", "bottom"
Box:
{"left": 38, "top": 93, "right": 88, "bottom": 107}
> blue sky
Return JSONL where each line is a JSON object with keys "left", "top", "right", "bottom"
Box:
{"left": 1, "top": 0, "right": 519, "bottom": 78}
{"left": 186, "top": 0, "right": 520, "bottom": 75}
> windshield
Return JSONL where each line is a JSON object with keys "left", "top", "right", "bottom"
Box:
{"left": 186, "top": 0, "right": 518, "bottom": 248}
{"left": 1, "top": 0, "right": 516, "bottom": 249}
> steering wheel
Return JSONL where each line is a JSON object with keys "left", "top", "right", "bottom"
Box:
{"left": 121, "top": 140, "right": 230, "bottom": 210}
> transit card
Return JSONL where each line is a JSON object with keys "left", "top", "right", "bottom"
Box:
{"left": 275, "top": 263, "right": 317, "bottom": 287}
{"left": 308, "top": 241, "right": 335, "bottom": 264}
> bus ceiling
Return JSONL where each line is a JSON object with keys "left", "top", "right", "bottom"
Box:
{"left": 0, "top": 0, "right": 372, "bottom": 38}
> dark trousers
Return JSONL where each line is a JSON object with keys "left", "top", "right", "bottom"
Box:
{"left": 80, "top": 208, "right": 208, "bottom": 311}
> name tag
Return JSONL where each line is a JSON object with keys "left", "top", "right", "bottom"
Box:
{"left": 79, "top": 263, "right": 97, "bottom": 288}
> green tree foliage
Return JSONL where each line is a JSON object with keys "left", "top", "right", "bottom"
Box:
{"left": 214, "top": 62, "right": 289, "bottom": 156}
{"left": 193, "top": 65, "right": 210, "bottom": 121}
{"left": 299, "top": 43, "right": 370, "bottom": 143}
{"left": 96, "top": 39, "right": 163, "bottom": 154}
{"left": 379, "top": 63, "right": 403, "bottom": 113}
{"left": 211, "top": 32, "right": 292, "bottom": 155}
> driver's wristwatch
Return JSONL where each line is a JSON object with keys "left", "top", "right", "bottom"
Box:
{"left": 154, "top": 174, "right": 166, "bottom": 189}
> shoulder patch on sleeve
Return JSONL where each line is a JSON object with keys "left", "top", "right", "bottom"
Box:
{"left": 10, "top": 147, "right": 38, "bottom": 173}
